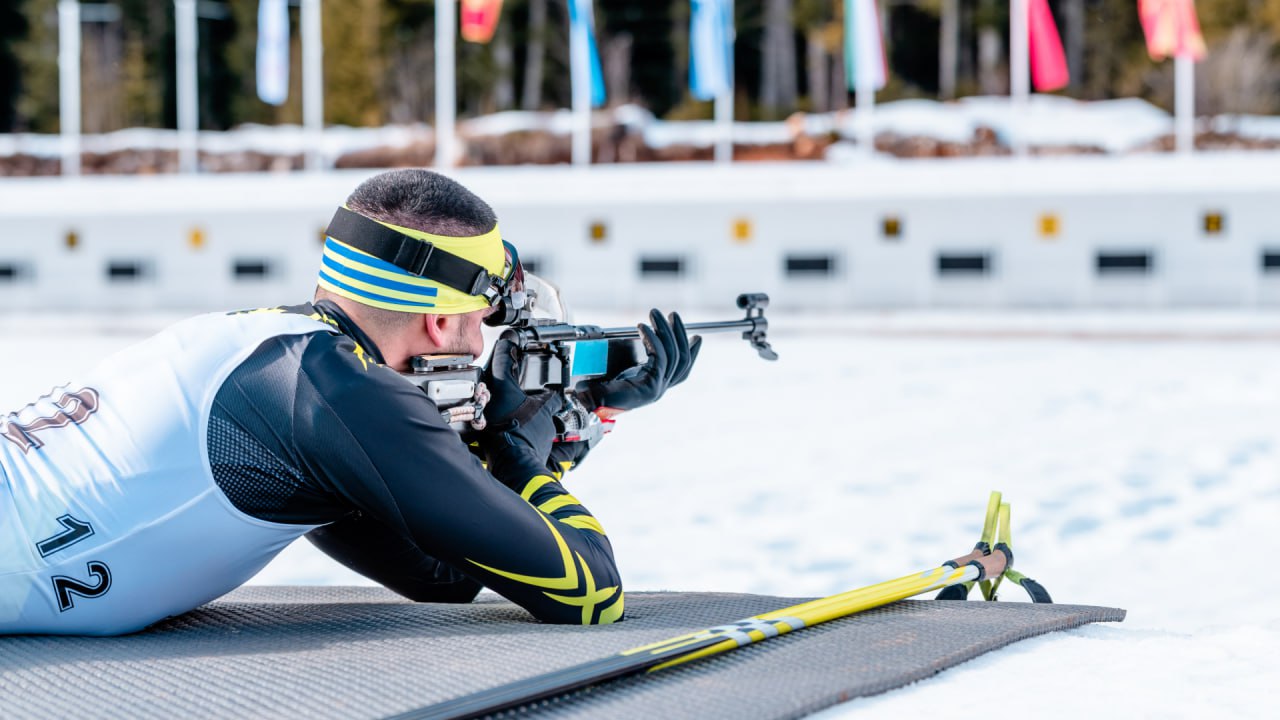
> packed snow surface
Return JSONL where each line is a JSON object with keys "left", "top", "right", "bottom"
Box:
{"left": 5, "top": 95, "right": 1280, "bottom": 163}
{"left": 1, "top": 310, "right": 1277, "bottom": 718}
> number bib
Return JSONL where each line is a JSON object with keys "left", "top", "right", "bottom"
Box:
{"left": 0, "top": 310, "right": 335, "bottom": 635}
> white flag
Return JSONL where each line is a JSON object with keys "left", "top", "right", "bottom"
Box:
{"left": 257, "top": 0, "right": 289, "bottom": 105}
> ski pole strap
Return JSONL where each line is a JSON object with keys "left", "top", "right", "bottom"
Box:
{"left": 1004, "top": 570, "right": 1053, "bottom": 604}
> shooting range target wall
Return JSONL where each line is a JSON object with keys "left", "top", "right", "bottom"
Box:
{"left": 1, "top": 155, "right": 1278, "bottom": 312}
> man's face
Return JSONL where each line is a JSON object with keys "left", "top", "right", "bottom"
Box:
{"left": 439, "top": 307, "right": 494, "bottom": 359}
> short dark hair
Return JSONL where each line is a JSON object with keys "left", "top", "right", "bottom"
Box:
{"left": 344, "top": 169, "right": 497, "bottom": 237}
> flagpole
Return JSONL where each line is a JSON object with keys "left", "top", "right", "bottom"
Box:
{"left": 57, "top": 0, "right": 81, "bottom": 177}
{"left": 175, "top": 0, "right": 198, "bottom": 173}
{"left": 570, "top": 1, "right": 591, "bottom": 167}
{"left": 713, "top": 0, "right": 735, "bottom": 165}
{"left": 1010, "top": 0, "right": 1029, "bottom": 158}
{"left": 436, "top": 0, "right": 457, "bottom": 168}
{"left": 854, "top": 0, "right": 876, "bottom": 154}
{"left": 301, "top": 0, "right": 324, "bottom": 171}
{"left": 1174, "top": 53, "right": 1194, "bottom": 154}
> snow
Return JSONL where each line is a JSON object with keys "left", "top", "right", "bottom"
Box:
{"left": 0, "top": 123, "right": 432, "bottom": 161}
{"left": 2, "top": 309, "right": 1277, "bottom": 717}
{"left": 3, "top": 95, "right": 1276, "bottom": 163}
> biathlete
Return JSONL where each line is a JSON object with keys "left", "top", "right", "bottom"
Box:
{"left": 0, "top": 169, "right": 699, "bottom": 635}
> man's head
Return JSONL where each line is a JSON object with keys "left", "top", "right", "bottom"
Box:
{"left": 314, "top": 169, "right": 507, "bottom": 369}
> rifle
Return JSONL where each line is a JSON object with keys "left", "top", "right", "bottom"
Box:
{"left": 403, "top": 292, "right": 777, "bottom": 444}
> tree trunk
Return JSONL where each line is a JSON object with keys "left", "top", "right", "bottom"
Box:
{"left": 521, "top": 0, "right": 547, "bottom": 111}
{"left": 831, "top": 0, "right": 847, "bottom": 111}
{"left": 494, "top": 18, "right": 515, "bottom": 111}
{"left": 976, "top": 0, "right": 1005, "bottom": 97}
{"left": 760, "top": 0, "right": 797, "bottom": 116}
{"left": 1063, "top": 0, "right": 1084, "bottom": 92}
{"left": 603, "top": 32, "right": 632, "bottom": 107}
{"left": 83, "top": 20, "right": 125, "bottom": 133}
{"left": 832, "top": 52, "right": 847, "bottom": 111}
{"left": 939, "top": 0, "right": 958, "bottom": 99}
{"left": 806, "top": 29, "right": 828, "bottom": 113}
{"left": 978, "top": 26, "right": 1003, "bottom": 95}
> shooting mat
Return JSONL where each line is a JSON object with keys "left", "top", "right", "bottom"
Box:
{"left": 0, "top": 587, "right": 1124, "bottom": 719}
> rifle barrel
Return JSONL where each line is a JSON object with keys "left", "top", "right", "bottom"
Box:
{"left": 512, "top": 293, "right": 776, "bottom": 360}
{"left": 594, "top": 318, "right": 761, "bottom": 340}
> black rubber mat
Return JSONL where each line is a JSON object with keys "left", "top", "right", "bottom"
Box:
{"left": 0, "top": 586, "right": 1124, "bottom": 719}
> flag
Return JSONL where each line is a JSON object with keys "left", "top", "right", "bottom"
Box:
{"left": 690, "top": 0, "right": 733, "bottom": 101}
{"left": 256, "top": 0, "right": 289, "bottom": 105}
{"left": 567, "top": 0, "right": 606, "bottom": 108}
{"left": 844, "top": 0, "right": 887, "bottom": 92}
{"left": 1138, "top": 0, "right": 1207, "bottom": 61}
{"left": 461, "top": 0, "right": 505, "bottom": 44}
{"left": 1028, "top": 0, "right": 1069, "bottom": 91}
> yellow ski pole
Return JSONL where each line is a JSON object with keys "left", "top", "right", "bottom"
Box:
{"left": 394, "top": 528, "right": 1010, "bottom": 720}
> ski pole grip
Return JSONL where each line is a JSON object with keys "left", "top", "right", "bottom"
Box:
{"left": 943, "top": 547, "right": 987, "bottom": 569}
{"left": 968, "top": 550, "right": 1009, "bottom": 581}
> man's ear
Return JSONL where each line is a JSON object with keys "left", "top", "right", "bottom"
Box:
{"left": 422, "top": 313, "right": 449, "bottom": 347}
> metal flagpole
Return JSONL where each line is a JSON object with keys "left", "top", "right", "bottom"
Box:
{"left": 174, "top": 0, "right": 199, "bottom": 173}
{"left": 853, "top": 0, "right": 876, "bottom": 154}
{"left": 57, "top": 0, "right": 81, "bottom": 177}
{"left": 301, "top": 0, "right": 325, "bottom": 170}
{"left": 1174, "top": 54, "right": 1194, "bottom": 154}
{"left": 713, "top": 0, "right": 735, "bottom": 165}
{"left": 435, "top": 0, "right": 457, "bottom": 168}
{"left": 570, "top": 1, "right": 591, "bottom": 167}
{"left": 1010, "top": 0, "right": 1029, "bottom": 157}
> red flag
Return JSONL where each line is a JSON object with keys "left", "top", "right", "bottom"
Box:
{"left": 461, "top": 0, "right": 505, "bottom": 44}
{"left": 1028, "top": 0, "right": 1069, "bottom": 91}
{"left": 1138, "top": 0, "right": 1207, "bottom": 61}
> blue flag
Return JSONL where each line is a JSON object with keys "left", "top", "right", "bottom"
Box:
{"left": 690, "top": 0, "right": 733, "bottom": 101}
{"left": 567, "top": 0, "right": 606, "bottom": 107}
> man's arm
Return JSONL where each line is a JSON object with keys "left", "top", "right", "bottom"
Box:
{"left": 305, "top": 513, "right": 481, "bottom": 603}
{"left": 296, "top": 334, "right": 624, "bottom": 625}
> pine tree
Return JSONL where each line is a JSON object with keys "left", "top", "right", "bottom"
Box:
{"left": 0, "top": 0, "right": 27, "bottom": 131}
{"left": 760, "top": 0, "right": 798, "bottom": 116}
{"left": 326, "top": 0, "right": 383, "bottom": 126}
{"left": 13, "top": 0, "right": 58, "bottom": 133}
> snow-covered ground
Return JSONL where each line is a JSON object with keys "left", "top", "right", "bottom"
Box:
{"left": 4, "top": 95, "right": 1280, "bottom": 164}
{"left": 1, "top": 310, "right": 1277, "bottom": 717}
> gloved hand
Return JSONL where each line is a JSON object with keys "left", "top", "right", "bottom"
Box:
{"left": 482, "top": 329, "right": 549, "bottom": 430}
{"left": 478, "top": 330, "right": 563, "bottom": 489}
{"left": 546, "top": 438, "right": 593, "bottom": 476}
{"left": 580, "top": 309, "right": 702, "bottom": 413}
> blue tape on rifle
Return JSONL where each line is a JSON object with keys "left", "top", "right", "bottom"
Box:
{"left": 572, "top": 340, "right": 609, "bottom": 377}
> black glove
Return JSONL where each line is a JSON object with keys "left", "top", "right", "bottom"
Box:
{"left": 482, "top": 330, "right": 549, "bottom": 430}
{"left": 479, "top": 330, "right": 563, "bottom": 489}
{"left": 581, "top": 309, "right": 702, "bottom": 412}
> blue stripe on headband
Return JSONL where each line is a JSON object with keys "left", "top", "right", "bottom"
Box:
{"left": 318, "top": 269, "right": 438, "bottom": 309}
{"left": 324, "top": 237, "right": 423, "bottom": 278}
{"left": 320, "top": 254, "right": 441, "bottom": 298}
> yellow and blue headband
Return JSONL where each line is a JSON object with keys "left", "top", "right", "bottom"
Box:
{"left": 317, "top": 206, "right": 510, "bottom": 315}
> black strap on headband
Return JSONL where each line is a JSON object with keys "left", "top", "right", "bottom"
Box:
{"left": 324, "top": 207, "right": 500, "bottom": 297}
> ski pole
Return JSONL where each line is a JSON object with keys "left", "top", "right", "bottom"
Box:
{"left": 387, "top": 549, "right": 1008, "bottom": 720}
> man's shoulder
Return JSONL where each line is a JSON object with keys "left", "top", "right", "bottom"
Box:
{"left": 221, "top": 303, "right": 340, "bottom": 330}
{"left": 295, "top": 325, "right": 413, "bottom": 400}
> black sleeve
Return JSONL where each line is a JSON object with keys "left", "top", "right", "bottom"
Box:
{"left": 304, "top": 514, "right": 481, "bottom": 603}
{"left": 294, "top": 333, "right": 624, "bottom": 625}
